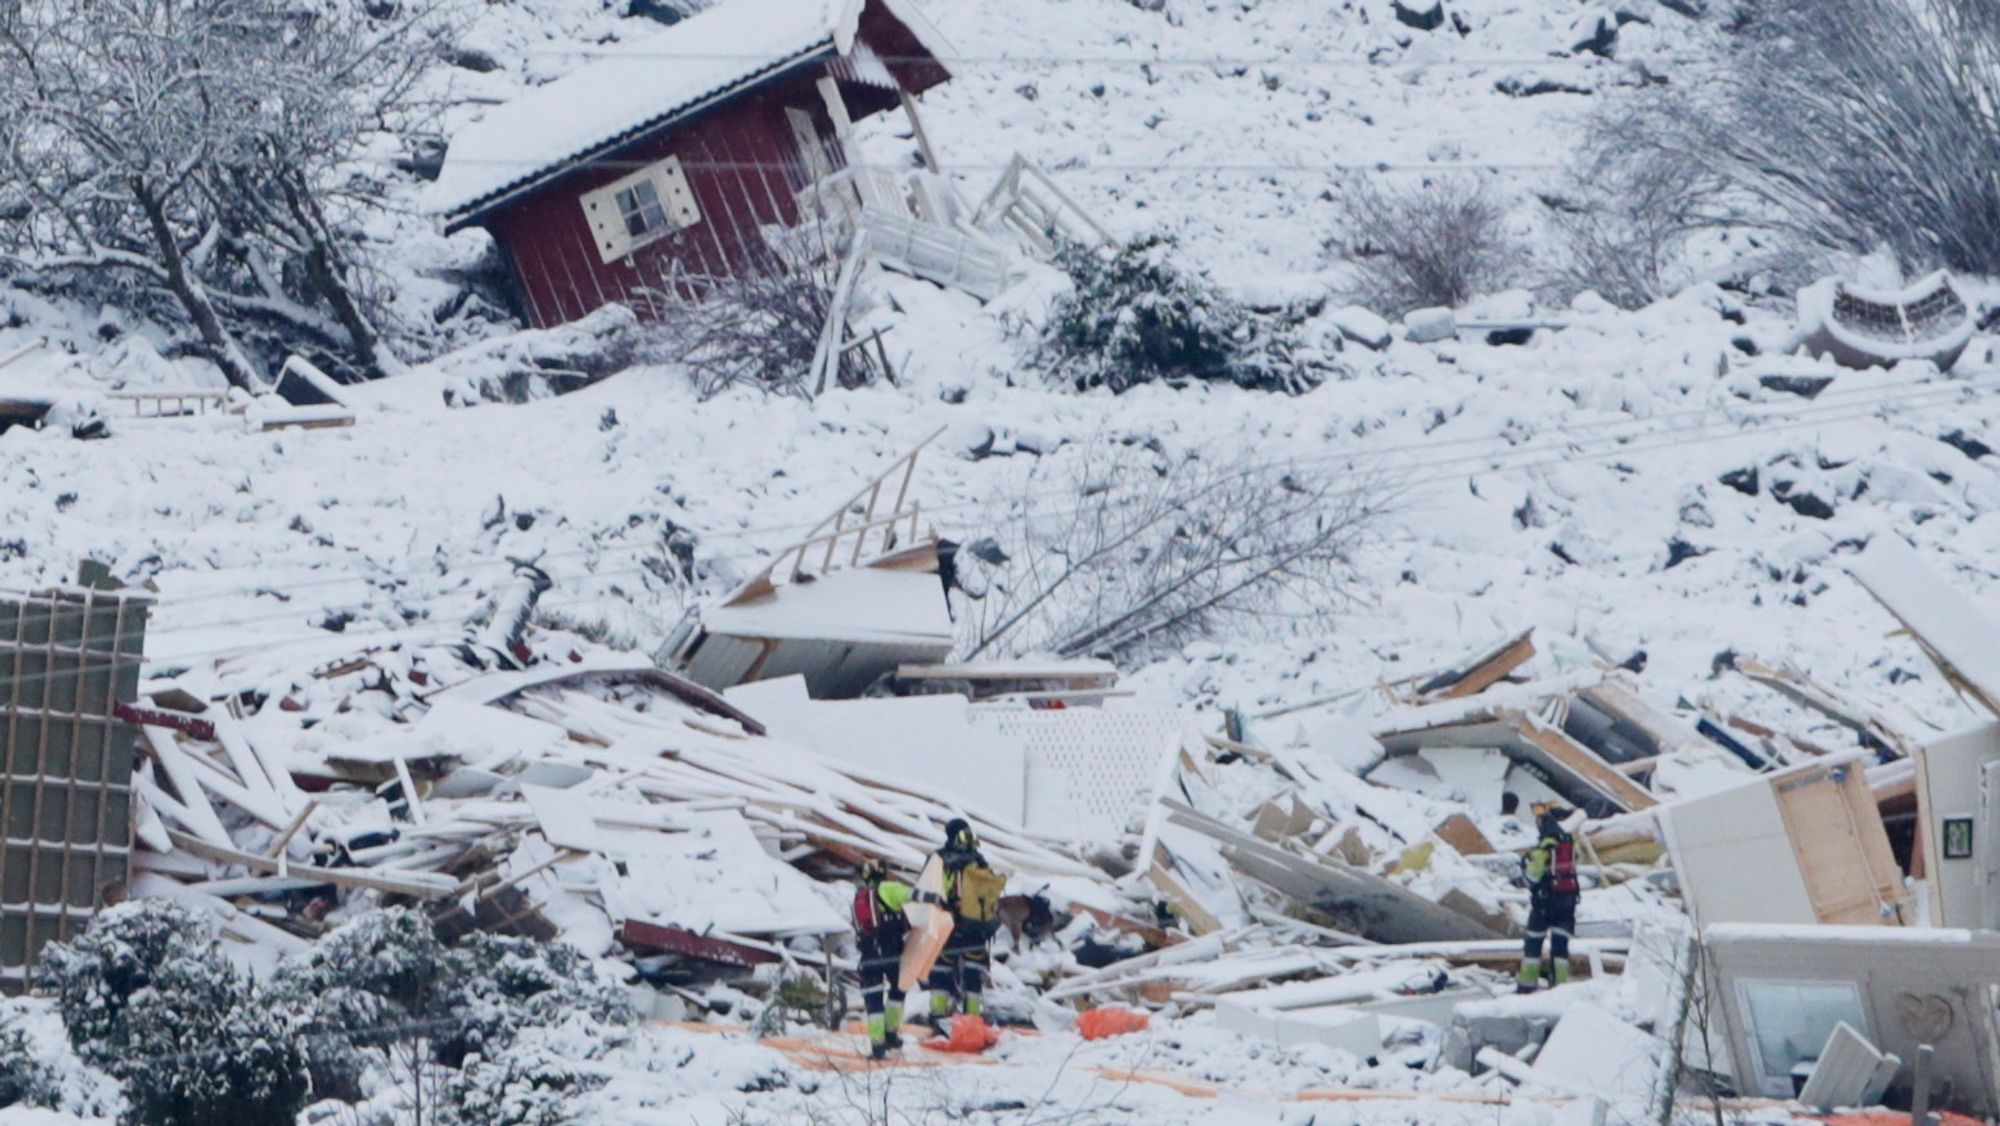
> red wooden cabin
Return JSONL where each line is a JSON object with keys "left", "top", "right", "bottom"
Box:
{"left": 432, "top": 0, "right": 952, "bottom": 329}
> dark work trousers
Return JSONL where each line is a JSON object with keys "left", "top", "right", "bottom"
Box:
{"left": 927, "top": 923, "right": 992, "bottom": 1017}
{"left": 858, "top": 929, "right": 906, "bottom": 1045}
{"left": 1521, "top": 893, "right": 1579, "bottom": 985}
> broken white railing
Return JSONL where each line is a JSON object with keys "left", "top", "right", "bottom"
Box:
{"left": 972, "top": 153, "right": 1114, "bottom": 255}
{"left": 725, "top": 424, "right": 947, "bottom": 604}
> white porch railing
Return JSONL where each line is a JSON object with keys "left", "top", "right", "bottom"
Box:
{"left": 796, "top": 166, "right": 1010, "bottom": 301}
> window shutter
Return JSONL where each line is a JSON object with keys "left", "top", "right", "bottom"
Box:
{"left": 579, "top": 155, "right": 703, "bottom": 265}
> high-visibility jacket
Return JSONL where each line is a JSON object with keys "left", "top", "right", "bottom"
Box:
{"left": 1523, "top": 833, "right": 1580, "bottom": 899}
{"left": 854, "top": 879, "right": 912, "bottom": 942}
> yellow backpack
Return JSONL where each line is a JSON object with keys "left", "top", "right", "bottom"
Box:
{"left": 955, "top": 862, "right": 1007, "bottom": 923}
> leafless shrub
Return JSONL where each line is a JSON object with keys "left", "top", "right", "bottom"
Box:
{"left": 1595, "top": 0, "right": 2000, "bottom": 277}
{"left": 957, "top": 439, "right": 1386, "bottom": 663}
{"left": 639, "top": 226, "right": 883, "bottom": 400}
{"left": 1334, "top": 175, "right": 1520, "bottom": 316}
{"left": 1542, "top": 138, "right": 1711, "bottom": 310}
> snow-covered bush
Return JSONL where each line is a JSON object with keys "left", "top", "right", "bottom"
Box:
{"left": 1599, "top": 0, "right": 2000, "bottom": 275}
{"left": 1335, "top": 176, "right": 1520, "bottom": 315}
{"left": 37, "top": 901, "right": 310, "bottom": 1126}
{"left": 441, "top": 933, "right": 635, "bottom": 1068}
{"left": 0, "top": 1012, "right": 62, "bottom": 1110}
{"left": 442, "top": 1039, "right": 595, "bottom": 1126}
{"left": 1544, "top": 142, "right": 1707, "bottom": 309}
{"left": 268, "top": 907, "right": 460, "bottom": 1102}
{"left": 268, "top": 908, "right": 633, "bottom": 1106}
{"left": 1041, "top": 234, "right": 1328, "bottom": 394}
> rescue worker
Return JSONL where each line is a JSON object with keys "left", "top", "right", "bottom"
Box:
{"left": 924, "top": 818, "right": 1004, "bottom": 1032}
{"left": 1518, "top": 804, "right": 1581, "bottom": 993}
{"left": 853, "top": 861, "right": 913, "bottom": 1059}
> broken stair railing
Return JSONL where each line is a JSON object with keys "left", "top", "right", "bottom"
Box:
{"left": 722, "top": 424, "right": 946, "bottom": 605}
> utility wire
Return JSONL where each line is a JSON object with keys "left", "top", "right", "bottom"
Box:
{"left": 513, "top": 48, "right": 1704, "bottom": 69}
{"left": 431, "top": 155, "right": 1567, "bottom": 173}
{"left": 24, "top": 365, "right": 2000, "bottom": 632}
{"left": 6, "top": 366, "right": 1997, "bottom": 696}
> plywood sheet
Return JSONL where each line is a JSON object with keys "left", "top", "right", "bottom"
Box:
{"left": 1772, "top": 763, "right": 1911, "bottom": 926}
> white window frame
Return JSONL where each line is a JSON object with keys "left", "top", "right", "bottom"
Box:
{"left": 1733, "top": 977, "right": 1870, "bottom": 1096}
{"left": 580, "top": 155, "right": 701, "bottom": 265}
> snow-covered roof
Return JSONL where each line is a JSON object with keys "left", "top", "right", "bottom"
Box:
{"left": 431, "top": 0, "right": 947, "bottom": 222}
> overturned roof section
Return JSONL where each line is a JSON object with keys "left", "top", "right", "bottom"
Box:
{"left": 680, "top": 565, "right": 954, "bottom": 699}
{"left": 430, "top": 0, "right": 953, "bottom": 224}
{"left": 669, "top": 427, "right": 951, "bottom": 700}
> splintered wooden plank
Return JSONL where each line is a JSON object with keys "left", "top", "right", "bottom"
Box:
{"left": 1162, "top": 800, "right": 1504, "bottom": 944}
{"left": 1148, "top": 853, "right": 1221, "bottom": 937}
{"left": 1419, "top": 629, "right": 1537, "bottom": 701}
{"left": 164, "top": 829, "right": 456, "bottom": 899}
{"left": 1502, "top": 712, "right": 1658, "bottom": 813}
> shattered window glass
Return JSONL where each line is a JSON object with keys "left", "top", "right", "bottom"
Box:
{"left": 1738, "top": 980, "right": 1868, "bottom": 1086}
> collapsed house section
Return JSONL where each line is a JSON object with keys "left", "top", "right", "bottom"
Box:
{"left": 667, "top": 428, "right": 953, "bottom": 699}
{"left": 1661, "top": 756, "right": 1910, "bottom": 927}
{"left": 1702, "top": 924, "right": 2000, "bottom": 1116}
{"left": 15, "top": 433, "right": 2000, "bottom": 1119}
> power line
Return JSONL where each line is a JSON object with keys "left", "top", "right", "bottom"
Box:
{"left": 34, "top": 366, "right": 2000, "bottom": 632}
{"left": 7, "top": 365, "right": 1996, "bottom": 696}
{"left": 432, "top": 155, "right": 1566, "bottom": 174}
{"left": 513, "top": 48, "right": 1704, "bottom": 70}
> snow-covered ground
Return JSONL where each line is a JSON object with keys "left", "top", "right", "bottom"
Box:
{"left": 2, "top": 0, "right": 1995, "bottom": 1121}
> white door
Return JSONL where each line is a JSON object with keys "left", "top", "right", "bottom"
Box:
{"left": 786, "top": 107, "right": 835, "bottom": 185}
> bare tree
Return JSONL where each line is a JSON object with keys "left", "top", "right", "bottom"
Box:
{"left": 1334, "top": 175, "right": 1520, "bottom": 316}
{"left": 1591, "top": 0, "right": 2000, "bottom": 278}
{"left": 0, "top": 0, "right": 447, "bottom": 386}
{"left": 958, "top": 440, "right": 1386, "bottom": 663}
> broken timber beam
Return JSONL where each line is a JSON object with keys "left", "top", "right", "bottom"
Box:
{"left": 164, "top": 829, "right": 457, "bottom": 899}
{"left": 618, "top": 920, "right": 779, "bottom": 968}
{"left": 1414, "top": 629, "right": 1537, "bottom": 701}
{"left": 115, "top": 702, "right": 218, "bottom": 742}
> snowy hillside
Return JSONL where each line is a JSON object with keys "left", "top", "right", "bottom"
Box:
{"left": 2, "top": 0, "right": 1993, "bottom": 737}
{"left": 3, "top": 0, "right": 1999, "bottom": 1121}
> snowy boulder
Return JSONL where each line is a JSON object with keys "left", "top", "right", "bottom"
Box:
{"left": 1718, "top": 467, "right": 1759, "bottom": 496}
{"left": 1772, "top": 479, "right": 1836, "bottom": 520}
{"left": 1404, "top": 307, "right": 1457, "bottom": 343}
{"left": 1569, "top": 7, "right": 1618, "bottom": 57}
{"left": 953, "top": 422, "right": 997, "bottom": 461}
{"left": 1331, "top": 306, "right": 1394, "bottom": 350}
{"left": 35, "top": 391, "right": 110, "bottom": 439}
{"left": 1494, "top": 71, "right": 1595, "bottom": 97}
{"left": 1392, "top": 0, "right": 1445, "bottom": 31}
{"left": 432, "top": 304, "right": 640, "bottom": 406}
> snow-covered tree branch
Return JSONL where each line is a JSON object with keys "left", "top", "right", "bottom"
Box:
{"left": 0, "top": 0, "right": 450, "bottom": 387}
{"left": 958, "top": 439, "right": 1387, "bottom": 663}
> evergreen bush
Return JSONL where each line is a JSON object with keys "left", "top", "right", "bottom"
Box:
{"left": 1042, "top": 235, "right": 1328, "bottom": 394}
